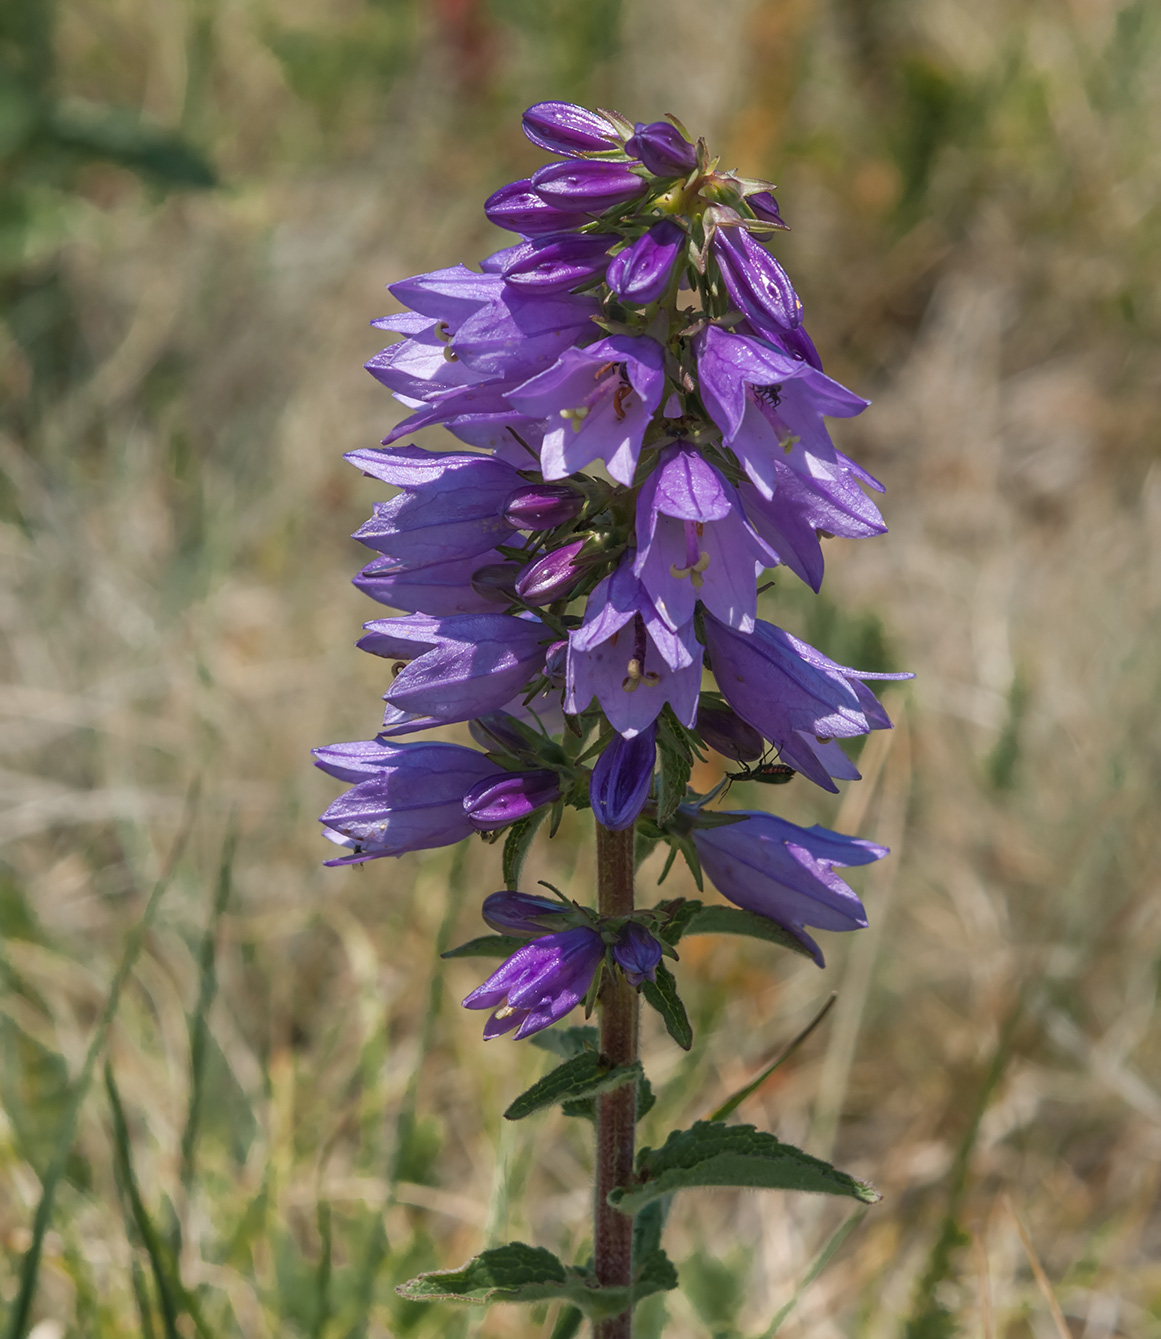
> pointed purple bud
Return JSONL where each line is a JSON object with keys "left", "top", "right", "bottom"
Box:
{"left": 481, "top": 890, "right": 570, "bottom": 936}
{"left": 545, "top": 639, "right": 568, "bottom": 687}
{"left": 463, "top": 926, "right": 605, "bottom": 1039}
{"left": 612, "top": 921, "right": 663, "bottom": 986}
{"left": 531, "top": 160, "right": 647, "bottom": 214}
{"left": 696, "top": 699, "right": 765, "bottom": 762}
{"left": 463, "top": 769, "right": 562, "bottom": 829}
{"left": 522, "top": 102, "right": 620, "bottom": 156}
{"left": 624, "top": 121, "right": 697, "bottom": 177}
{"left": 747, "top": 191, "right": 790, "bottom": 229}
{"left": 514, "top": 539, "right": 588, "bottom": 605}
{"left": 589, "top": 723, "right": 656, "bottom": 831}
{"left": 469, "top": 561, "right": 522, "bottom": 602}
{"left": 607, "top": 220, "right": 685, "bottom": 304}
{"left": 712, "top": 221, "right": 803, "bottom": 332}
{"left": 504, "top": 483, "right": 584, "bottom": 530}
{"left": 484, "top": 179, "right": 592, "bottom": 235}
{"left": 502, "top": 233, "right": 616, "bottom": 293}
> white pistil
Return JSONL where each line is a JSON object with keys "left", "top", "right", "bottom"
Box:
{"left": 621, "top": 658, "right": 661, "bottom": 692}
{"left": 559, "top": 406, "right": 590, "bottom": 433}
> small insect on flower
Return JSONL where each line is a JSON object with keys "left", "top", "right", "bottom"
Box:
{"left": 725, "top": 759, "right": 797, "bottom": 786}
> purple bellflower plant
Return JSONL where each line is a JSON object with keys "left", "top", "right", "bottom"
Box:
{"left": 314, "top": 100, "right": 907, "bottom": 1334}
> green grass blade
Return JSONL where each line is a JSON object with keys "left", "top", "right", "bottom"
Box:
{"left": 707, "top": 994, "right": 837, "bottom": 1123}
{"left": 759, "top": 1209, "right": 867, "bottom": 1337}
{"left": 3, "top": 784, "right": 198, "bottom": 1339}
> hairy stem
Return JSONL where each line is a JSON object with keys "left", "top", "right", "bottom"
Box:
{"left": 594, "top": 821, "right": 638, "bottom": 1339}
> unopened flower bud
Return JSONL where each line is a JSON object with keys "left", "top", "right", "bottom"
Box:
{"left": 590, "top": 725, "right": 656, "bottom": 831}
{"left": 484, "top": 179, "right": 592, "bottom": 236}
{"left": 696, "top": 699, "right": 765, "bottom": 762}
{"left": 531, "top": 159, "right": 647, "bottom": 214}
{"left": 470, "top": 562, "right": 522, "bottom": 602}
{"left": 747, "top": 190, "right": 790, "bottom": 229}
{"left": 612, "top": 922, "right": 663, "bottom": 986}
{"left": 522, "top": 101, "right": 619, "bottom": 156}
{"left": 712, "top": 221, "right": 802, "bottom": 332}
{"left": 504, "top": 483, "right": 585, "bottom": 530}
{"left": 463, "top": 770, "right": 562, "bottom": 829}
{"left": 625, "top": 121, "right": 697, "bottom": 177}
{"left": 503, "top": 233, "right": 615, "bottom": 293}
{"left": 481, "top": 890, "right": 569, "bottom": 936}
{"left": 545, "top": 640, "right": 568, "bottom": 687}
{"left": 607, "top": 220, "right": 685, "bottom": 304}
{"left": 514, "top": 539, "right": 587, "bottom": 605}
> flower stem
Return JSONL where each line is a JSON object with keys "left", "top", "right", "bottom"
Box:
{"left": 594, "top": 821, "right": 638, "bottom": 1339}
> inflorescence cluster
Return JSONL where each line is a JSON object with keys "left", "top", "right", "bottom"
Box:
{"left": 314, "top": 101, "right": 910, "bottom": 1042}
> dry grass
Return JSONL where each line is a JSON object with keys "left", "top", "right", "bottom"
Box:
{"left": 1, "top": 0, "right": 1159, "bottom": 1335}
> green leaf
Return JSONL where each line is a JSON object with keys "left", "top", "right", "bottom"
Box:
{"left": 395, "top": 1241, "right": 675, "bottom": 1318}
{"left": 654, "top": 724, "right": 692, "bottom": 827}
{"left": 504, "top": 1052, "right": 641, "bottom": 1121}
{"left": 501, "top": 810, "right": 545, "bottom": 889}
{"left": 608, "top": 1122, "right": 881, "bottom": 1214}
{"left": 654, "top": 898, "right": 704, "bottom": 945}
{"left": 640, "top": 962, "right": 692, "bottom": 1050}
{"left": 681, "top": 904, "right": 812, "bottom": 958}
{"left": 48, "top": 102, "right": 217, "bottom": 188}
{"left": 441, "top": 934, "right": 524, "bottom": 960}
{"left": 529, "top": 1025, "right": 598, "bottom": 1059}
{"left": 548, "top": 1305, "right": 584, "bottom": 1339}
{"left": 562, "top": 1071, "right": 655, "bottom": 1122}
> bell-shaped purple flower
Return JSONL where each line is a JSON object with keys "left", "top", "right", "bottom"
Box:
{"left": 612, "top": 922, "right": 663, "bottom": 985}
{"left": 696, "top": 698, "right": 765, "bottom": 762}
{"left": 634, "top": 444, "right": 778, "bottom": 633}
{"left": 514, "top": 539, "right": 587, "bottom": 605}
{"left": 502, "top": 233, "right": 616, "bottom": 293}
{"left": 484, "top": 178, "right": 592, "bottom": 235}
{"left": 625, "top": 121, "right": 697, "bottom": 177}
{"left": 692, "top": 810, "right": 888, "bottom": 966}
{"left": 522, "top": 101, "right": 620, "bottom": 156}
{"left": 481, "top": 891, "right": 571, "bottom": 936}
{"left": 347, "top": 446, "right": 522, "bottom": 565}
{"left": 315, "top": 740, "right": 503, "bottom": 865}
{"left": 606, "top": 220, "right": 685, "bottom": 304}
{"left": 447, "top": 287, "right": 600, "bottom": 381}
{"left": 701, "top": 615, "right": 912, "bottom": 792}
{"left": 565, "top": 556, "right": 702, "bottom": 738}
{"left": 463, "top": 769, "right": 562, "bottom": 830}
{"left": 355, "top": 550, "right": 509, "bottom": 615}
{"left": 504, "top": 483, "right": 584, "bottom": 530}
{"left": 712, "top": 217, "right": 802, "bottom": 333}
{"left": 359, "top": 612, "right": 549, "bottom": 725}
{"left": 463, "top": 926, "right": 605, "bottom": 1039}
{"left": 509, "top": 335, "right": 665, "bottom": 486}
{"left": 589, "top": 723, "right": 656, "bottom": 831}
{"left": 531, "top": 159, "right": 647, "bottom": 214}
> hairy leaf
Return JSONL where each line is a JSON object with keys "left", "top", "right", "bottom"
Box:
{"left": 608, "top": 1122, "right": 881, "bottom": 1214}
{"left": 529, "top": 1025, "right": 599, "bottom": 1059}
{"left": 505, "top": 1052, "right": 641, "bottom": 1121}
{"left": 641, "top": 962, "right": 692, "bottom": 1050}
{"left": 562, "top": 1071, "right": 655, "bottom": 1122}
{"left": 682, "top": 904, "right": 812, "bottom": 958}
{"left": 502, "top": 810, "right": 546, "bottom": 890}
{"left": 396, "top": 1240, "right": 676, "bottom": 1317}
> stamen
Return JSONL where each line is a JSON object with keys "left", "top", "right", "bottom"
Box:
{"left": 622, "top": 658, "right": 643, "bottom": 693}
{"left": 493, "top": 1004, "right": 517, "bottom": 1020}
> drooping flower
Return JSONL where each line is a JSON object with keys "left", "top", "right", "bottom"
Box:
{"left": 701, "top": 616, "right": 912, "bottom": 791}
{"left": 481, "top": 890, "right": 572, "bottom": 935}
{"left": 501, "top": 232, "right": 617, "bottom": 293}
{"left": 484, "top": 178, "right": 593, "bottom": 236}
{"left": 710, "top": 212, "right": 802, "bottom": 334}
{"left": 315, "top": 740, "right": 504, "bottom": 865}
{"left": 509, "top": 335, "right": 666, "bottom": 486}
{"left": 634, "top": 443, "right": 777, "bottom": 633}
{"left": 531, "top": 159, "right": 647, "bottom": 213}
{"left": 358, "top": 612, "right": 550, "bottom": 724}
{"left": 692, "top": 809, "right": 888, "bottom": 965}
{"left": 521, "top": 101, "right": 621, "bottom": 156}
{"left": 463, "top": 926, "right": 605, "bottom": 1039}
{"left": 565, "top": 557, "right": 701, "bottom": 738}
{"left": 354, "top": 550, "right": 510, "bottom": 615}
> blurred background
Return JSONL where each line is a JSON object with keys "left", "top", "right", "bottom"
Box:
{"left": 1, "top": 0, "right": 1159, "bottom": 1334}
